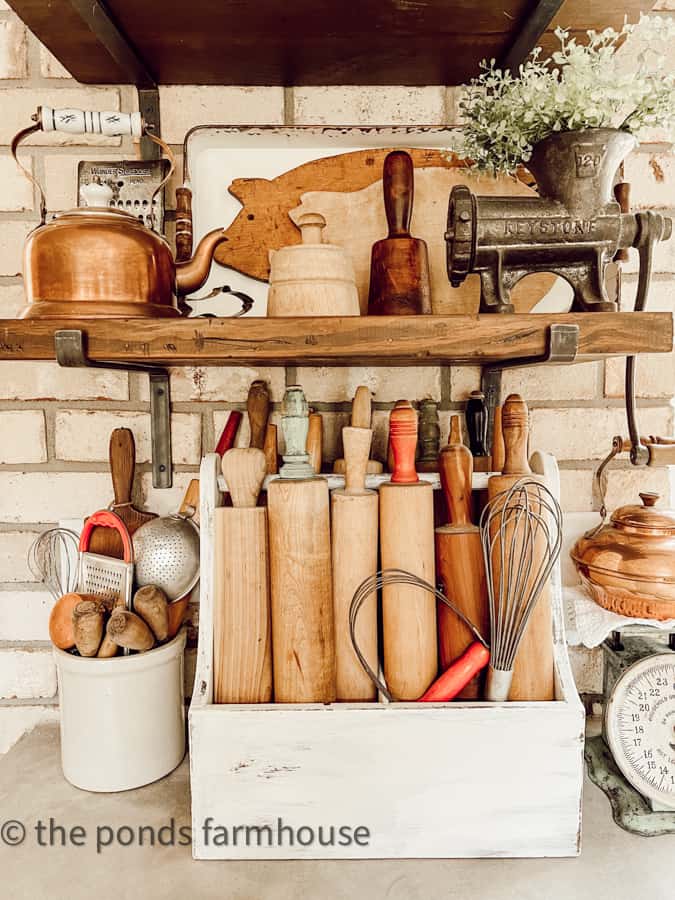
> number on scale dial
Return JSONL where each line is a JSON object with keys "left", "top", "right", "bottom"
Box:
{"left": 605, "top": 654, "right": 675, "bottom": 810}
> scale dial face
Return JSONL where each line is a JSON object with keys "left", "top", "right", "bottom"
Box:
{"left": 605, "top": 653, "right": 675, "bottom": 810}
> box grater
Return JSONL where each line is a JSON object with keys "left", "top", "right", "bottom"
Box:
{"left": 76, "top": 510, "right": 134, "bottom": 609}
{"left": 77, "top": 159, "right": 169, "bottom": 232}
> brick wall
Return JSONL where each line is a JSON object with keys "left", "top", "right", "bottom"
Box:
{"left": 0, "top": 6, "right": 673, "bottom": 748}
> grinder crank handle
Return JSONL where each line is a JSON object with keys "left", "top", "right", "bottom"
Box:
{"left": 383, "top": 150, "right": 414, "bottom": 237}
{"left": 626, "top": 210, "right": 673, "bottom": 465}
{"left": 418, "top": 642, "right": 490, "bottom": 702}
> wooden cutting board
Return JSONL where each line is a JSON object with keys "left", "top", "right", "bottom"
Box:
{"left": 213, "top": 148, "right": 554, "bottom": 314}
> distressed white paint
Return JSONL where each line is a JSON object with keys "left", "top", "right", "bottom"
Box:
{"left": 190, "top": 453, "right": 585, "bottom": 859}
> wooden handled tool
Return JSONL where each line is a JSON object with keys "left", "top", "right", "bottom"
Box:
{"left": 88, "top": 428, "right": 156, "bottom": 559}
{"left": 367, "top": 150, "right": 432, "bottom": 316}
{"left": 175, "top": 186, "right": 193, "bottom": 263}
{"left": 307, "top": 412, "right": 323, "bottom": 474}
{"left": 268, "top": 387, "right": 336, "bottom": 702}
{"left": 491, "top": 405, "right": 505, "bottom": 473}
{"left": 487, "top": 393, "right": 554, "bottom": 701}
{"left": 263, "top": 423, "right": 278, "bottom": 474}
{"left": 435, "top": 417, "right": 489, "bottom": 698}
{"left": 333, "top": 386, "right": 383, "bottom": 475}
{"left": 247, "top": 380, "right": 270, "bottom": 450}
{"left": 379, "top": 404, "right": 437, "bottom": 699}
{"left": 331, "top": 426, "right": 379, "bottom": 701}
{"left": 214, "top": 448, "right": 272, "bottom": 703}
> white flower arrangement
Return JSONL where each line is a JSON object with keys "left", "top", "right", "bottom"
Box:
{"left": 459, "top": 15, "right": 675, "bottom": 175}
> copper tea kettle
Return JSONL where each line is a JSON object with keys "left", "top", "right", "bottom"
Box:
{"left": 12, "top": 107, "right": 227, "bottom": 318}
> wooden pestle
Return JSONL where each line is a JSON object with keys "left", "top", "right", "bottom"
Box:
{"left": 333, "top": 386, "right": 383, "bottom": 475}
{"left": 487, "top": 394, "right": 554, "bottom": 701}
{"left": 435, "top": 418, "right": 489, "bottom": 698}
{"left": 331, "top": 426, "right": 379, "bottom": 701}
{"left": 215, "top": 448, "right": 272, "bottom": 703}
{"left": 379, "top": 403, "right": 437, "bottom": 699}
{"left": 268, "top": 387, "right": 336, "bottom": 702}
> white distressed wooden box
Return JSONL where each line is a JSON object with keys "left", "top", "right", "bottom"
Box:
{"left": 190, "top": 453, "right": 584, "bottom": 860}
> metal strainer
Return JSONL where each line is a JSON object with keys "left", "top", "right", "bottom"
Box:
{"left": 132, "top": 513, "right": 199, "bottom": 601}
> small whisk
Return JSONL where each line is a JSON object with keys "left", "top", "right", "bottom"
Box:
{"left": 27, "top": 528, "right": 79, "bottom": 601}
{"left": 480, "top": 478, "right": 562, "bottom": 702}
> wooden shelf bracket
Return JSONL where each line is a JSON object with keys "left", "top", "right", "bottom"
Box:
{"left": 481, "top": 322, "right": 580, "bottom": 447}
{"left": 54, "top": 329, "right": 172, "bottom": 489}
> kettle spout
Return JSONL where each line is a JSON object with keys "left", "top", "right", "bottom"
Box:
{"left": 175, "top": 228, "right": 227, "bottom": 296}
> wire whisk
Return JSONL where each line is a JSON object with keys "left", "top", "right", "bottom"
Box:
{"left": 27, "top": 528, "right": 79, "bottom": 601}
{"left": 479, "top": 478, "right": 562, "bottom": 702}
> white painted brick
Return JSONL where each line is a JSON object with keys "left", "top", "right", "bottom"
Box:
{"left": 296, "top": 366, "right": 441, "bottom": 403}
{"left": 624, "top": 151, "right": 675, "bottom": 209}
{"left": 0, "top": 410, "right": 46, "bottom": 463}
{"left": 0, "top": 590, "right": 53, "bottom": 641}
{"left": 502, "top": 362, "right": 601, "bottom": 402}
{"left": 0, "top": 153, "right": 33, "bottom": 210}
{"left": 559, "top": 470, "right": 594, "bottom": 513}
{"left": 140, "top": 471, "right": 197, "bottom": 518}
{"left": 617, "top": 277, "right": 673, "bottom": 313}
{"left": 54, "top": 410, "right": 201, "bottom": 465}
{"left": 561, "top": 512, "right": 599, "bottom": 587}
{"left": 371, "top": 409, "right": 391, "bottom": 466}
{"left": 39, "top": 45, "right": 72, "bottom": 79}
{"left": 530, "top": 406, "right": 673, "bottom": 461}
{"left": 159, "top": 86, "right": 284, "bottom": 144}
{"left": 450, "top": 366, "right": 481, "bottom": 401}
{"left": 0, "top": 472, "right": 112, "bottom": 523}
{"left": 0, "top": 361, "right": 128, "bottom": 401}
{"left": 0, "top": 88, "right": 121, "bottom": 146}
{"left": 0, "top": 221, "right": 32, "bottom": 276}
{"left": 568, "top": 646, "right": 603, "bottom": 694}
{"left": 0, "top": 531, "right": 37, "bottom": 582}
{"left": 0, "top": 282, "right": 25, "bottom": 318}
{"left": 653, "top": 0, "right": 675, "bottom": 8}
{"left": 606, "top": 466, "right": 674, "bottom": 510}
{"left": 293, "top": 86, "right": 446, "bottom": 126}
{"left": 0, "top": 705, "right": 59, "bottom": 754}
{"left": 0, "top": 2, "right": 10, "bottom": 9}
{"left": 0, "top": 18, "right": 28, "bottom": 79}
{"left": 139, "top": 366, "right": 285, "bottom": 403}
{"left": 0, "top": 647, "right": 56, "bottom": 699}
{"left": 605, "top": 351, "right": 675, "bottom": 399}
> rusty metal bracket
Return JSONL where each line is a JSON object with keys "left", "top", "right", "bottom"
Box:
{"left": 54, "top": 329, "right": 172, "bottom": 489}
{"left": 481, "top": 323, "right": 579, "bottom": 448}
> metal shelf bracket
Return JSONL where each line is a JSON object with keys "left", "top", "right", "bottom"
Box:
{"left": 481, "top": 323, "right": 580, "bottom": 447}
{"left": 54, "top": 329, "right": 172, "bottom": 489}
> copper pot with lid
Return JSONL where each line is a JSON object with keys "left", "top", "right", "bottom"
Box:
{"left": 12, "top": 107, "right": 226, "bottom": 318}
{"left": 571, "top": 492, "right": 675, "bottom": 620}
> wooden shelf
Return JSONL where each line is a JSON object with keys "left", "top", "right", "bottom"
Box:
{"left": 6, "top": 0, "right": 655, "bottom": 87}
{"left": 0, "top": 314, "right": 671, "bottom": 367}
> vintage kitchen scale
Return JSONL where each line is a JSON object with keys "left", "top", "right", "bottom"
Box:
{"left": 586, "top": 628, "right": 675, "bottom": 836}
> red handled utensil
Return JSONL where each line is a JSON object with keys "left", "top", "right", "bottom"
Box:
{"left": 350, "top": 568, "right": 490, "bottom": 702}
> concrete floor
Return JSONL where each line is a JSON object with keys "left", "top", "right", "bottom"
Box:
{"left": 1, "top": 725, "right": 672, "bottom": 900}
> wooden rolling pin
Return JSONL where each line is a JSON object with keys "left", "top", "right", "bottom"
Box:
{"left": 307, "top": 412, "right": 323, "bottom": 474}
{"left": 214, "top": 448, "right": 272, "bottom": 703}
{"left": 331, "top": 426, "right": 379, "bottom": 701}
{"left": 268, "top": 387, "right": 336, "bottom": 702}
{"left": 379, "top": 403, "right": 437, "bottom": 700}
{"left": 435, "top": 416, "right": 488, "bottom": 699}
{"left": 333, "top": 386, "right": 383, "bottom": 475}
{"left": 487, "top": 393, "right": 554, "bottom": 701}
{"left": 491, "top": 405, "right": 505, "bottom": 473}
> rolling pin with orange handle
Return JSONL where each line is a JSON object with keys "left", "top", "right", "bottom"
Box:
{"left": 487, "top": 393, "right": 554, "bottom": 701}
{"left": 379, "top": 402, "right": 437, "bottom": 700}
{"left": 331, "top": 425, "right": 378, "bottom": 701}
{"left": 435, "top": 415, "right": 489, "bottom": 698}
{"left": 214, "top": 448, "right": 272, "bottom": 703}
